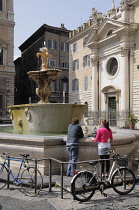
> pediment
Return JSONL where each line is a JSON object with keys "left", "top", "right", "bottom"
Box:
{"left": 101, "top": 85, "right": 121, "bottom": 94}
{"left": 85, "top": 18, "right": 126, "bottom": 47}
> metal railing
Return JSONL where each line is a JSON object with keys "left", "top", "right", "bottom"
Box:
{"left": 4, "top": 155, "right": 139, "bottom": 199}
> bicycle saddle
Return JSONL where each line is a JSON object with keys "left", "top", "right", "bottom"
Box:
{"left": 89, "top": 161, "right": 98, "bottom": 166}
{"left": 19, "top": 154, "right": 30, "bottom": 158}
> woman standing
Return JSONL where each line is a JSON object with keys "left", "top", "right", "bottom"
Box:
{"left": 93, "top": 120, "right": 113, "bottom": 178}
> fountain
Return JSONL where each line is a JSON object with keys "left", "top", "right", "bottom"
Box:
{"left": 1, "top": 48, "right": 139, "bottom": 176}
{"left": 7, "top": 47, "right": 86, "bottom": 134}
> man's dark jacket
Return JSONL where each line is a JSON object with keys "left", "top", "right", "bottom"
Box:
{"left": 67, "top": 124, "right": 84, "bottom": 144}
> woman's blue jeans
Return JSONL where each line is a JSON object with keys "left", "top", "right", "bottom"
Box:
{"left": 67, "top": 145, "right": 79, "bottom": 176}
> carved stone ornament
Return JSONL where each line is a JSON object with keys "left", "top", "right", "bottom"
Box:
{"left": 8, "top": 108, "right": 13, "bottom": 120}
{"left": 121, "top": 47, "right": 129, "bottom": 57}
{"left": 25, "top": 108, "right": 31, "bottom": 121}
{"left": 91, "top": 56, "right": 98, "bottom": 66}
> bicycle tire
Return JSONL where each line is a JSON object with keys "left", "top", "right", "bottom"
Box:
{"left": 0, "top": 163, "right": 8, "bottom": 189}
{"left": 111, "top": 168, "right": 136, "bottom": 195}
{"left": 71, "top": 171, "right": 97, "bottom": 202}
{"left": 20, "top": 167, "right": 43, "bottom": 196}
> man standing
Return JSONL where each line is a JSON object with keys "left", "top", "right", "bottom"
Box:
{"left": 66, "top": 117, "right": 84, "bottom": 176}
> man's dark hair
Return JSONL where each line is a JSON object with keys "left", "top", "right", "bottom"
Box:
{"left": 72, "top": 117, "right": 79, "bottom": 124}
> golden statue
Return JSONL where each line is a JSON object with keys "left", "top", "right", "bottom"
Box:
{"left": 36, "top": 47, "right": 52, "bottom": 71}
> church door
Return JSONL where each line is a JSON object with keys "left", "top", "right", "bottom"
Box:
{"left": 108, "top": 97, "right": 116, "bottom": 126}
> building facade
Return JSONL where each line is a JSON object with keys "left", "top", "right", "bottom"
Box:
{"left": 68, "top": 0, "right": 139, "bottom": 127}
{"left": 0, "top": 0, "right": 15, "bottom": 121}
{"left": 14, "top": 24, "right": 70, "bottom": 105}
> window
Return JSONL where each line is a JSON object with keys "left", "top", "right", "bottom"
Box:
{"left": 49, "top": 59, "right": 56, "bottom": 67}
{"left": 72, "top": 79, "right": 79, "bottom": 91}
{"left": 73, "top": 43, "right": 77, "bottom": 53}
{"left": 0, "top": 48, "right": 3, "bottom": 65}
{"left": 73, "top": 59, "right": 79, "bottom": 71}
{"left": 0, "top": 95, "right": 2, "bottom": 108}
{"left": 48, "top": 40, "right": 57, "bottom": 49}
{"left": 107, "top": 58, "right": 118, "bottom": 76}
{"left": 61, "top": 42, "right": 69, "bottom": 51}
{"left": 61, "top": 62, "right": 69, "bottom": 69}
{"left": 107, "top": 30, "right": 113, "bottom": 37}
{"left": 83, "top": 55, "right": 90, "bottom": 68}
{"left": 0, "top": 0, "right": 2, "bottom": 11}
{"left": 84, "top": 76, "right": 88, "bottom": 90}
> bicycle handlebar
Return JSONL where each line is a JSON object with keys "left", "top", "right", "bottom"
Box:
{"left": 106, "top": 150, "right": 121, "bottom": 158}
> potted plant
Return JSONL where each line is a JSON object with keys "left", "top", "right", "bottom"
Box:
{"left": 127, "top": 114, "right": 139, "bottom": 130}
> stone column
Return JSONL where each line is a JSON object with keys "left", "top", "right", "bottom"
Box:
{"left": 120, "top": 47, "right": 129, "bottom": 111}
{"left": 91, "top": 57, "right": 98, "bottom": 111}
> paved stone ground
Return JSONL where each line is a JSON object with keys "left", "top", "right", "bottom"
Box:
{"left": 0, "top": 180, "right": 138, "bottom": 210}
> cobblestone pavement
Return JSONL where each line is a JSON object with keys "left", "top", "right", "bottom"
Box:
{"left": 0, "top": 182, "right": 138, "bottom": 210}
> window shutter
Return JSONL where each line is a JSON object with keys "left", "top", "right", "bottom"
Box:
{"left": 73, "top": 61, "right": 75, "bottom": 71}
{"left": 67, "top": 43, "right": 69, "bottom": 51}
{"left": 0, "top": 0, "right": 2, "bottom": 11}
{"left": 77, "top": 79, "right": 79, "bottom": 91}
{"left": 48, "top": 40, "right": 51, "bottom": 48}
{"left": 77, "top": 59, "right": 79, "bottom": 70}
{"left": 54, "top": 41, "right": 57, "bottom": 49}
{"left": 61, "top": 42, "right": 63, "bottom": 51}
{"left": 72, "top": 80, "right": 75, "bottom": 91}
{"left": 84, "top": 76, "right": 88, "bottom": 90}
{"left": 83, "top": 56, "right": 85, "bottom": 68}
{"left": 0, "top": 49, "right": 3, "bottom": 65}
{"left": 88, "top": 55, "right": 90, "bottom": 66}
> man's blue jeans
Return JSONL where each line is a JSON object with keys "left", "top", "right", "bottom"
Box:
{"left": 67, "top": 145, "right": 79, "bottom": 176}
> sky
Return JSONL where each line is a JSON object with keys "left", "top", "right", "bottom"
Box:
{"left": 14, "top": 0, "right": 121, "bottom": 59}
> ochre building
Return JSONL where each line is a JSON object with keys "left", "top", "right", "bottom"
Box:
{"left": 0, "top": 0, "right": 15, "bottom": 121}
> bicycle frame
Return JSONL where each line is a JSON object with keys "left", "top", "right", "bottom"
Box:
{"left": 95, "top": 158, "right": 126, "bottom": 184}
{"left": 1, "top": 156, "right": 26, "bottom": 184}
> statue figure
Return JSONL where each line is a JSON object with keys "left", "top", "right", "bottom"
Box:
{"left": 36, "top": 47, "right": 52, "bottom": 71}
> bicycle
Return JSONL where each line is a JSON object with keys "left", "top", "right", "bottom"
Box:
{"left": 0, "top": 153, "right": 43, "bottom": 196}
{"left": 71, "top": 150, "right": 136, "bottom": 202}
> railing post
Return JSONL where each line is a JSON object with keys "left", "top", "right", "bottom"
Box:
{"left": 7, "top": 156, "right": 10, "bottom": 189}
{"left": 61, "top": 162, "right": 64, "bottom": 199}
{"left": 34, "top": 159, "right": 38, "bottom": 194}
{"left": 49, "top": 158, "right": 52, "bottom": 192}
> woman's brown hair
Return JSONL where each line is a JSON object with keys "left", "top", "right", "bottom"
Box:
{"left": 102, "top": 120, "right": 110, "bottom": 131}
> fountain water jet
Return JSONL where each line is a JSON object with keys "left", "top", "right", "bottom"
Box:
{"left": 8, "top": 47, "right": 86, "bottom": 134}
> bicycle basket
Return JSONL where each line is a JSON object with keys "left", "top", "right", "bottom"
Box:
{"left": 118, "top": 156, "right": 128, "bottom": 167}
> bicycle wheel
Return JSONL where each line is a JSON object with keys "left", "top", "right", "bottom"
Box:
{"left": 71, "top": 171, "right": 97, "bottom": 202}
{"left": 0, "top": 163, "right": 8, "bottom": 189}
{"left": 20, "top": 167, "right": 43, "bottom": 196}
{"left": 111, "top": 168, "right": 136, "bottom": 195}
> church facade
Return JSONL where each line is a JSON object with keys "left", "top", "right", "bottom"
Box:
{"left": 68, "top": 0, "right": 139, "bottom": 127}
{"left": 0, "top": 0, "right": 15, "bottom": 121}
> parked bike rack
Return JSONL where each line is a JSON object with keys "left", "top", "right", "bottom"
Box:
{"left": 4, "top": 155, "right": 139, "bottom": 199}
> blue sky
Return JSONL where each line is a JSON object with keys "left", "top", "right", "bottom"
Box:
{"left": 14, "top": 0, "right": 121, "bottom": 59}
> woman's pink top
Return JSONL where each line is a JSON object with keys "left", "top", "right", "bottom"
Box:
{"left": 94, "top": 127, "right": 113, "bottom": 143}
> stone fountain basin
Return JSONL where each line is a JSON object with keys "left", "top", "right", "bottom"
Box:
{"left": 0, "top": 128, "right": 138, "bottom": 175}
{"left": 7, "top": 103, "right": 86, "bottom": 133}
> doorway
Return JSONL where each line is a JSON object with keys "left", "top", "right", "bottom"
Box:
{"left": 108, "top": 97, "right": 116, "bottom": 126}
